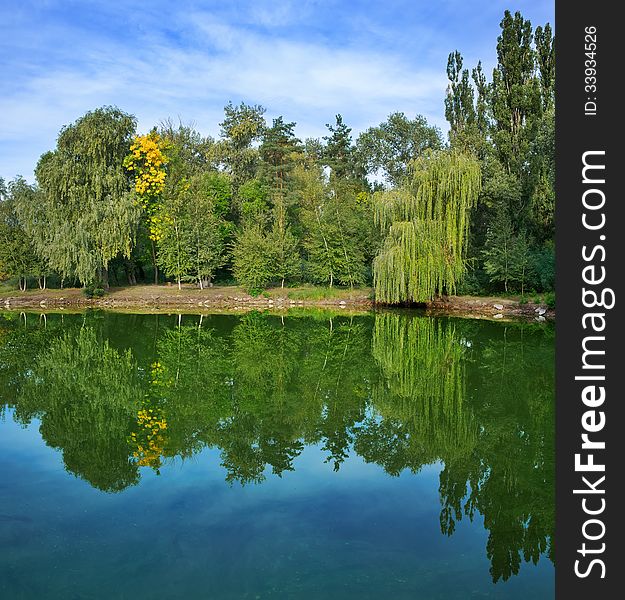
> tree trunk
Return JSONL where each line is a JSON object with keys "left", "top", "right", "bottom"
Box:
{"left": 152, "top": 240, "right": 159, "bottom": 284}
{"left": 177, "top": 277, "right": 181, "bottom": 291}
{"left": 126, "top": 265, "right": 137, "bottom": 286}
{"left": 102, "top": 267, "right": 109, "bottom": 290}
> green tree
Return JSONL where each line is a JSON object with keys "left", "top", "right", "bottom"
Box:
{"left": 259, "top": 117, "right": 303, "bottom": 287}
{"left": 232, "top": 224, "right": 275, "bottom": 291}
{"left": 218, "top": 102, "right": 266, "bottom": 207}
{"left": 238, "top": 178, "right": 270, "bottom": 224}
{"left": 445, "top": 52, "right": 476, "bottom": 148}
{"left": 269, "top": 216, "right": 300, "bottom": 287}
{"left": 154, "top": 128, "right": 231, "bottom": 289}
{"left": 482, "top": 201, "right": 532, "bottom": 293}
{"left": 472, "top": 62, "right": 490, "bottom": 143}
{"left": 0, "top": 178, "right": 43, "bottom": 290}
{"left": 155, "top": 203, "right": 193, "bottom": 290}
{"left": 528, "top": 108, "right": 555, "bottom": 243}
{"left": 444, "top": 52, "right": 491, "bottom": 159}
{"left": 373, "top": 151, "right": 481, "bottom": 303}
{"left": 259, "top": 116, "right": 302, "bottom": 193}
{"left": 185, "top": 172, "right": 231, "bottom": 288}
{"left": 159, "top": 119, "right": 217, "bottom": 175}
{"left": 322, "top": 114, "right": 365, "bottom": 182}
{"left": 447, "top": 12, "right": 555, "bottom": 294}
{"left": 534, "top": 24, "right": 555, "bottom": 112}
{"left": 24, "top": 106, "right": 138, "bottom": 287}
{"left": 490, "top": 10, "right": 541, "bottom": 176}
{"left": 356, "top": 112, "right": 442, "bottom": 185}
{"left": 298, "top": 167, "right": 372, "bottom": 287}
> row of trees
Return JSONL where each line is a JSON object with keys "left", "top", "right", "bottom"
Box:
{"left": 0, "top": 10, "right": 554, "bottom": 300}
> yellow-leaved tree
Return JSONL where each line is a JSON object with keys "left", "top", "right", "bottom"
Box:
{"left": 124, "top": 132, "right": 169, "bottom": 283}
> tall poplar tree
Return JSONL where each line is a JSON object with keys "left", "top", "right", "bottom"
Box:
{"left": 445, "top": 51, "right": 476, "bottom": 150}
{"left": 490, "top": 10, "right": 541, "bottom": 176}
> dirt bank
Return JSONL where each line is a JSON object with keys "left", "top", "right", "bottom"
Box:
{"left": 0, "top": 285, "right": 554, "bottom": 320}
{"left": 424, "top": 295, "right": 554, "bottom": 321}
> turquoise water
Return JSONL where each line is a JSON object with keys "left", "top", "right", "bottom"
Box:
{"left": 0, "top": 311, "right": 554, "bottom": 599}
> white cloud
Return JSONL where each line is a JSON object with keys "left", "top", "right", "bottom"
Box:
{"left": 0, "top": 6, "right": 449, "bottom": 181}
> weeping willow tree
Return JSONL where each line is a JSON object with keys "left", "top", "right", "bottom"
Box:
{"left": 21, "top": 106, "right": 139, "bottom": 287}
{"left": 370, "top": 313, "right": 476, "bottom": 462}
{"left": 373, "top": 151, "right": 481, "bottom": 303}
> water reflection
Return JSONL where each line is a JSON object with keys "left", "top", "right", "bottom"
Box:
{"left": 0, "top": 310, "right": 554, "bottom": 583}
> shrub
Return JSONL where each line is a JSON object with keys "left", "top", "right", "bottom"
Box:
{"left": 543, "top": 291, "right": 555, "bottom": 309}
{"left": 530, "top": 246, "right": 555, "bottom": 292}
{"left": 83, "top": 284, "right": 105, "bottom": 298}
{"left": 232, "top": 225, "right": 275, "bottom": 292}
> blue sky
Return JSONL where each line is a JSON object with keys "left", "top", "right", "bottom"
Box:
{"left": 0, "top": 0, "right": 554, "bottom": 182}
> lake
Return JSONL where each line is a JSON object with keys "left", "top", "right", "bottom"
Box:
{"left": 0, "top": 310, "right": 554, "bottom": 599}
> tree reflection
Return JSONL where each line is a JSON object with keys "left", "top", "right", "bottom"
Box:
{"left": 0, "top": 310, "right": 553, "bottom": 580}
{"left": 363, "top": 314, "right": 477, "bottom": 470}
{"left": 15, "top": 326, "right": 142, "bottom": 491}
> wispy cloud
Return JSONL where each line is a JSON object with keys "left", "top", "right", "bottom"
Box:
{"left": 0, "top": 0, "right": 554, "bottom": 181}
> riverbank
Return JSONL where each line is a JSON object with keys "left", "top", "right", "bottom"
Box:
{"left": 0, "top": 284, "right": 554, "bottom": 320}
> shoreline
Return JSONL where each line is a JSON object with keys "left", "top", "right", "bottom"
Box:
{"left": 0, "top": 285, "right": 554, "bottom": 321}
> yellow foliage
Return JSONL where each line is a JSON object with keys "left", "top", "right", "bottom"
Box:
{"left": 124, "top": 133, "right": 169, "bottom": 200}
{"left": 129, "top": 403, "right": 168, "bottom": 470}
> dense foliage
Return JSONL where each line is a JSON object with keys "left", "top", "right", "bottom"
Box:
{"left": 0, "top": 10, "right": 554, "bottom": 301}
{"left": 373, "top": 151, "right": 481, "bottom": 302}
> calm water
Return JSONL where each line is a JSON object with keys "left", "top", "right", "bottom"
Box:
{"left": 0, "top": 310, "right": 554, "bottom": 599}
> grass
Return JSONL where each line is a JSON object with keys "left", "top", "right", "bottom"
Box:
{"left": 0, "top": 284, "right": 72, "bottom": 298}
{"left": 284, "top": 285, "right": 371, "bottom": 301}
{"left": 0, "top": 282, "right": 373, "bottom": 302}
